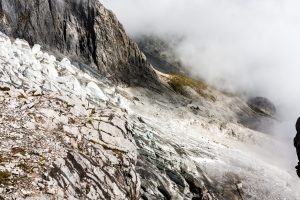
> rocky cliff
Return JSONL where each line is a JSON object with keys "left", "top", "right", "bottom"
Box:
{"left": 0, "top": 0, "right": 158, "bottom": 87}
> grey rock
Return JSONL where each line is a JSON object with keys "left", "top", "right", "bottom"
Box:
{"left": 237, "top": 96, "right": 276, "bottom": 133}
{"left": 0, "top": 0, "right": 159, "bottom": 87}
{"left": 135, "top": 35, "right": 186, "bottom": 74}
{"left": 247, "top": 96, "right": 276, "bottom": 117}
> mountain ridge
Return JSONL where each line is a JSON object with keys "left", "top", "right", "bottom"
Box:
{"left": 0, "top": 0, "right": 159, "bottom": 87}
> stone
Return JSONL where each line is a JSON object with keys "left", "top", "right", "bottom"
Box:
{"left": 236, "top": 182, "right": 243, "bottom": 190}
{"left": 24, "top": 121, "right": 36, "bottom": 130}
{"left": 86, "top": 82, "right": 109, "bottom": 101}
{"left": 31, "top": 44, "right": 41, "bottom": 55}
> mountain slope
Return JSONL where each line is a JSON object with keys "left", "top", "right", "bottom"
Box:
{"left": 0, "top": 32, "right": 141, "bottom": 200}
{"left": 0, "top": 0, "right": 158, "bottom": 87}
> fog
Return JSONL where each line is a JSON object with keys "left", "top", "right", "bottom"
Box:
{"left": 101, "top": 0, "right": 300, "bottom": 167}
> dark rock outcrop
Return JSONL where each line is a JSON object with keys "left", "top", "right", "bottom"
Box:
{"left": 135, "top": 35, "right": 186, "bottom": 74}
{"left": 247, "top": 97, "right": 276, "bottom": 117}
{"left": 237, "top": 97, "right": 276, "bottom": 133}
{"left": 294, "top": 117, "right": 300, "bottom": 177}
{"left": 0, "top": 0, "right": 158, "bottom": 87}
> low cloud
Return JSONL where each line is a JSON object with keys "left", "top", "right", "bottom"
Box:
{"left": 101, "top": 0, "right": 300, "bottom": 163}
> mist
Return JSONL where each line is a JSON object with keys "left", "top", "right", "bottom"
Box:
{"left": 101, "top": 0, "right": 300, "bottom": 167}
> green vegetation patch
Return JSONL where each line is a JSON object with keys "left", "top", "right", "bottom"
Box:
{"left": 0, "top": 86, "right": 10, "bottom": 91}
{"left": 39, "top": 156, "right": 46, "bottom": 162}
{"left": 167, "top": 74, "right": 216, "bottom": 102}
{"left": 0, "top": 157, "right": 12, "bottom": 164}
{"left": 0, "top": 171, "right": 11, "bottom": 185}
{"left": 17, "top": 163, "right": 31, "bottom": 172}
{"left": 11, "top": 147, "right": 26, "bottom": 155}
{"left": 68, "top": 117, "right": 76, "bottom": 124}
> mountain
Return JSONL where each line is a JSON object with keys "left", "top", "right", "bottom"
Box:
{"left": 0, "top": 0, "right": 299, "bottom": 200}
{"left": 0, "top": 0, "right": 158, "bottom": 87}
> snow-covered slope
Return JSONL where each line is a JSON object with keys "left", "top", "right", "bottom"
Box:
{"left": 0, "top": 32, "right": 141, "bottom": 200}
{"left": 122, "top": 85, "right": 300, "bottom": 199}
{"left": 0, "top": 28, "right": 300, "bottom": 200}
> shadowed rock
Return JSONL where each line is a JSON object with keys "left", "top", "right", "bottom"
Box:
{"left": 135, "top": 35, "right": 185, "bottom": 74}
{"left": 237, "top": 97, "right": 276, "bottom": 133}
{"left": 247, "top": 97, "right": 276, "bottom": 117}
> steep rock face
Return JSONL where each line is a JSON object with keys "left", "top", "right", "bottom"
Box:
{"left": 247, "top": 97, "right": 276, "bottom": 117}
{"left": 0, "top": 0, "right": 158, "bottom": 87}
{"left": 237, "top": 97, "right": 276, "bottom": 133}
{"left": 135, "top": 35, "right": 185, "bottom": 74}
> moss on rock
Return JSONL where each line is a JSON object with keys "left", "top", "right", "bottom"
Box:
{"left": 0, "top": 171, "right": 11, "bottom": 185}
{"left": 167, "top": 74, "right": 216, "bottom": 101}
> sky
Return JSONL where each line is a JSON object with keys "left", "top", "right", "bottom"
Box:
{"left": 101, "top": 0, "right": 300, "bottom": 143}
